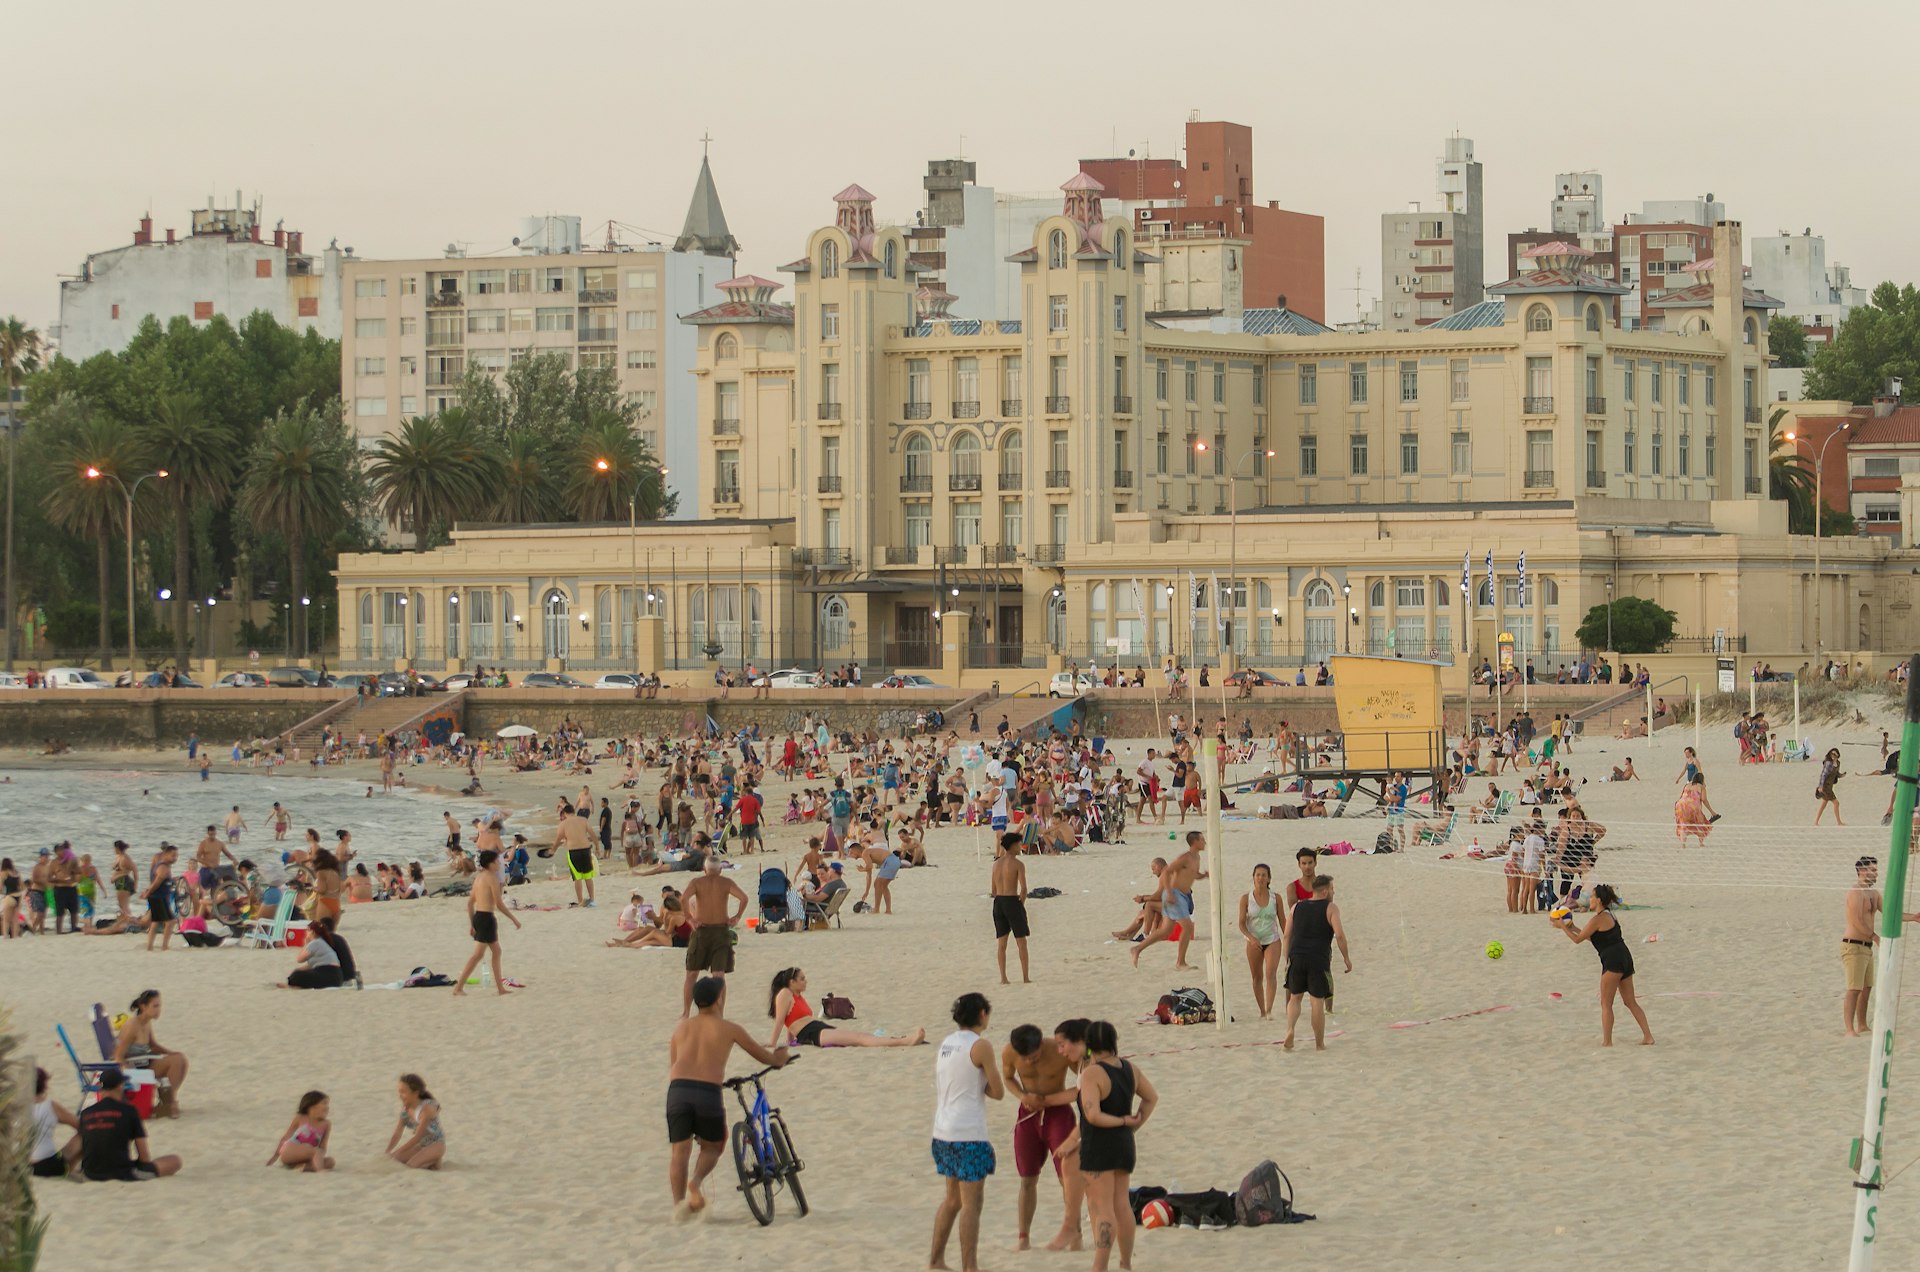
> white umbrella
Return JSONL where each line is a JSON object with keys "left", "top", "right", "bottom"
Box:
{"left": 496, "top": 724, "right": 537, "bottom": 739}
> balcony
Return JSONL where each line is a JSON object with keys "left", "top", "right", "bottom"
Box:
{"left": 713, "top": 417, "right": 740, "bottom": 436}
{"left": 997, "top": 469, "right": 1023, "bottom": 490}
{"left": 953, "top": 400, "right": 981, "bottom": 418}
{"left": 1032, "top": 543, "right": 1066, "bottom": 564}
{"left": 884, "top": 545, "right": 923, "bottom": 565}
{"left": 1586, "top": 470, "right": 1606, "bottom": 488}
{"left": 1586, "top": 396, "right": 1607, "bottom": 414}
{"left": 818, "top": 402, "right": 842, "bottom": 421}
{"left": 1523, "top": 395, "right": 1554, "bottom": 414}
{"left": 1745, "top": 405, "right": 1763, "bottom": 423}
{"left": 817, "top": 475, "right": 842, "bottom": 494}
{"left": 1112, "top": 395, "right": 1133, "bottom": 414}
{"left": 935, "top": 546, "right": 969, "bottom": 565}
{"left": 900, "top": 473, "right": 932, "bottom": 493}
{"left": 578, "top": 327, "right": 618, "bottom": 344}
{"left": 905, "top": 402, "right": 932, "bottom": 420}
{"left": 1112, "top": 469, "right": 1134, "bottom": 487}
{"left": 1045, "top": 395, "right": 1072, "bottom": 414}
{"left": 426, "top": 291, "right": 463, "bottom": 308}
{"left": 712, "top": 485, "right": 740, "bottom": 505}
{"left": 1001, "top": 398, "right": 1024, "bottom": 415}
{"left": 425, "top": 369, "right": 462, "bottom": 388}
{"left": 1746, "top": 476, "right": 1763, "bottom": 494}
{"left": 949, "top": 472, "right": 982, "bottom": 492}
{"left": 1524, "top": 469, "right": 1555, "bottom": 488}
{"left": 578, "top": 288, "right": 616, "bottom": 305}
{"left": 982, "top": 544, "right": 1019, "bottom": 564}
{"left": 803, "top": 548, "right": 851, "bottom": 570}
{"left": 1045, "top": 468, "right": 1072, "bottom": 488}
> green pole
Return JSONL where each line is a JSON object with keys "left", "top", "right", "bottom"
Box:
{"left": 1849, "top": 658, "right": 1920, "bottom": 1269}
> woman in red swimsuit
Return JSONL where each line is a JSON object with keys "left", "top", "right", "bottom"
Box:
{"left": 765, "top": 968, "right": 925, "bottom": 1049}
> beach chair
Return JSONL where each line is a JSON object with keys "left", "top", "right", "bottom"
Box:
{"left": 237, "top": 892, "right": 305, "bottom": 949}
{"left": 56, "top": 1022, "right": 114, "bottom": 1105}
{"left": 1781, "top": 740, "right": 1803, "bottom": 763}
{"left": 89, "top": 1003, "right": 146, "bottom": 1070}
{"left": 1492, "top": 790, "right": 1516, "bottom": 819}
{"left": 1414, "top": 809, "right": 1460, "bottom": 847}
{"left": 805, "top": 887, "right": 849, "bottom": 931}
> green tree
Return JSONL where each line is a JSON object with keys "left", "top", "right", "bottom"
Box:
{"left": 368, "top": 412, "right": 493, "bottom": 549}
{"left": 1804, "top": 281, "right": 1920, "bottom": 403}
{"left": 40, "top": 398, "right": 153, "bottom": 660}
{"left": 235, "top": 400, "right": 356, "bottom": 658}
{"left": 0, "top": 317, "right": 42, "bottom": 669}
{"left": 491, "top": 431, "right": 563, "bottom": 523}
{"left": 140, "top": 391, "right": 238, "bottom": 660}
{"left": 563, "top": 414, "right": 676, "bottom": 521}
{"left": 1575, "top": 596, "right": 1676, "bottom": 654}
{"left": 1767, "top": 314, "right": 1810, "bottom": 369}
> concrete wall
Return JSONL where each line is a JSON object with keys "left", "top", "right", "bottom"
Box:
{"left": 463, "top": 688, "right": 959, "bottom": 741}
{"left": 0, "top": 690, "right": 336, "bottom": 750}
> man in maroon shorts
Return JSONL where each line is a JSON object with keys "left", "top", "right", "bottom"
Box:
{"left": 1000, "top": 1022, "right": 1083, "bottom": 1251}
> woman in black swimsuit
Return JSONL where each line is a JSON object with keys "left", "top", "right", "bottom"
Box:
{"left": 1553, "top": 883, "right": 1653, "bottom": 1046}
{"left": 1, "top": 857, "right": 21, "bottom": 937}
{"left": 1077, "top": 1021, "right": 1159, "bottom": 1272}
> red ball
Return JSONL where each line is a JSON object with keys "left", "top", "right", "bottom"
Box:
{"left": 1140, "top": 1198, "right": 1174, "bottom": 1229}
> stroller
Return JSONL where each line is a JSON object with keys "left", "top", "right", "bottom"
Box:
{"left": 758, "top": 867, "right": 796, "bottom": 932}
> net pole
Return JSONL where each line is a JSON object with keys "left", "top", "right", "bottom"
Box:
{"left": 1751, "top": 669, "right": 1757, "bottom": 714}
{"left": 1795, "top": 678, "right": 1802, "bottom": 756}
{"left": 1848, "top": 660, "right": 1920, "bottom": 1270}
{"left": 1694, "top": 685, "right": 1701, "bottom": 756}
{"left": 1203, "top": 735, "right": 1227, "bottom": 1031}
{"left": 1646, "top": 682, "right": 1654, "bottom": 739}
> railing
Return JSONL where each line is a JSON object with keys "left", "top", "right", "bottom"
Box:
{"left": 1045, "top": 469, "right": 1071, "bottom": 488}
{"left": 934, "top": 546, "right": 969, "bottom": 565}
{"left": 1746, "top": 476, "right": 1763, "bottom": 493}
{"left": 905, "top": 402, "right": 932, "bottom": 419}
{"left": 1586, "top": 396, "right": 1606, "bottom": 414}
{"left": 1112, "top": 395, "right": 1133, "bottom": 414}
{"left": 426, "top": 292, "right": 463, "bottom": 308}
{"left": 817, "top": 475, "right": 842, "bottom": 494}
{"left": 1045, "top": 395, "right": 1071, "bottom": 414}
{"left": 967, "top": 642, "right": 1046, "bottom": 669}
{"left": 1524, "top": 469, "right": 1554, "bottom": 488}
{"left": 982, "top": 544, "right": 1019, "bottom": 564}
{"left": 1586, "top": 470, "right": 1605, "bottom": 488}
{"left": 818, "top": 402, "right": 842, "bottom": 420}
{"left": 578, "top": 288, "right": 616, "bottom": 305}
{"left": 1745, "top": 405, "right": 1763, "bottom": 423}
{"left": 884, "top": 545, "right": 922, "bottom": 565}
{"left": 949, "top": 473, "right": 982, "bottom": 492}
{"left": 1523, "top": 395, "right": 1554, "bottom": 414}
{"left": 813, "top": 548, "right": 851, "bottom": 569}
{"left": 1032, "top": 543, "right": 1066, "bottom": 564}
{"left": 997, "top": 469, "right": 1023, "bottom": 489}
{"left": 900, "top": 474, "right": 932, "bottom": 493}
{"left": 953, "top": 400, "right": 980, "bottom": 418}
{"left": 1001, "top": 398, "right": 1023, "bottom": 415}
{"left": 578, "top": 327, "right": 618, "bottom": 344}
{"left": 714, "top": 417, "right": 740, "bottom": 435}
{"left": 1660, "top": 635, "right": 1748, "bottom": 653}
{"left": 424, "top": 330, "right": 463, "bottom": 348}
{"left": 1112, "top": 469, "right": 1134, "bottom": 487}
{"left": 425, "top": 370, "right": 461, "bottom": 387}
{"left": 884, "top": 641, "right": 938, "bottom": 668}
{"left": 712, "top": 485, "right": 740, "bottom": 504}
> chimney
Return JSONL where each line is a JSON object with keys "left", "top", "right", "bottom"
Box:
{"left": 135, "top": 215, "right": 152, "bottom": 246}
{"left": 165, "top": 227, "right": 176, "bottom": 244}
{"left": 289, "top": 231, "right": 302, "bottom": 255}
{"left": 250, "top": 223, "right": 262, "bottom": 243}
{"left": 1874, "top": 396, "right": 1899, "bottom": 419}
{"left": 273, "top": 226, "right": 286, "bottom": 248}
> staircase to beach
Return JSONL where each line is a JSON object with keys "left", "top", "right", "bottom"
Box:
{"left": 280, "top": 690, "right": 467, "bottom": 753}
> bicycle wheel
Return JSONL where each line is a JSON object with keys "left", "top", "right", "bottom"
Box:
{"left": 731, "top": 1121, "right": 775, "bottom": 1225}
{"left": 770, "top": 1117, "right": 807, "bottom": 1217}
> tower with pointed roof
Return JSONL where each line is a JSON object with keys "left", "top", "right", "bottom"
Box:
{"left": 675, "top": 148, "right": 740, "bottom": 266}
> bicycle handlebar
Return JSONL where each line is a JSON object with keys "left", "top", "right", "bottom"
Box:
{"left": 722, "top": 1056, "right": 798, "bottom": 1088}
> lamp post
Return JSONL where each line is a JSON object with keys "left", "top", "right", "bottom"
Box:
{"left": 85, "top": 466, "right": 167, "bottom": 676}
{"left": 1342, "top": 582, "right": 1353, "bottom": 653}
{"left": 1164, "top": 583, "right": 1176, "bottom": 666}
{"left": 1195, "top": 441, "right": 1275, "bottom": 671}
{"left": 1784, "top": 424, "right": 1850, "bottom": 654}
{"left": 1605, "top": 576, "right": 1614, "bottom": 659}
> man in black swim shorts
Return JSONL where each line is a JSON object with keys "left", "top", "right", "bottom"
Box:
{"left": 665, "top": 976, "right": 788, "bottom": 1214}
{"left": 991, "top": 831, "right": 1031, "bottom": 985}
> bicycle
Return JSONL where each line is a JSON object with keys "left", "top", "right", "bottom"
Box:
{"left": 724, "top": 1060, "right": 807, "bottom": 1225}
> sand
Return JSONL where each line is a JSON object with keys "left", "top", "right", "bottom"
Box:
{"left": 14, "top": 690, "right": 1920, "bottom": 1271}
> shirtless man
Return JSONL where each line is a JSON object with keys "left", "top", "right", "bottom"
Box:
{"left": 191, "top": 825, "right": 237, "bottom": 901}
{"left": 1843, "top": 856, "right": 1920, "bottom": 1036}
{"left": 452, "top": 848, "right": 521, "bottom": 997}
{"left": 223, "top": 805, "right": 248, "bottom": 849}
{"left": 680, "top": 856, "right": 749, "bottom": 1017}
{"left": 1002, "top": 1021, "right": 1083, "bottom": 1251}
{"left": 666, "top": 977, "right": 790, "bottom": 1215}
{"left": 1110, "top": 858, "right": 1166, "bottom": 942}
{"left": 1131, "top": 830, "right": 1208, "bottom": 970}
{"left": 1134, "top": 749, "right": 1162, "bottom": 824}
{"left": 558, "top": 804, "right": 597, "bottom": 907}
{"left": 991, "top": 832, "right": 1031, "bottom": 985}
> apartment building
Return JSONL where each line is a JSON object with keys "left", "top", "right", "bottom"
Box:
{"left": 1378, "top": 136, "right": 1485, "bottom": 331}
{"left": 1508, "top": 171, "right": 1619, "bottom": 291}
{"left": 1749, "top": 228, "right": 1868, "bottom": 343}
{"left": 336, "top": 157, "right": 737, "bottom": 514}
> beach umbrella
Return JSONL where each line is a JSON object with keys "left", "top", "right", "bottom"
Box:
{"left": 496, "top": 724, "right": 537, "bottom": 739}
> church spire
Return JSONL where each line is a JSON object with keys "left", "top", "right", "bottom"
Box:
{"left": 674, "top": 144, "right": 739, "bottom": 262}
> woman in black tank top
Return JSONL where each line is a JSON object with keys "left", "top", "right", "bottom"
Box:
{"left": 1553, "top": 883, "right": 1653, "bottom": 1047}
{"left": 1077, "top": 1021, "right": 1159, "bottom": 1271}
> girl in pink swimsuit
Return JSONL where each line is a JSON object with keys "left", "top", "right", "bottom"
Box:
{"left": 267, "top": 1091, "right": 333, "bottom": 1172}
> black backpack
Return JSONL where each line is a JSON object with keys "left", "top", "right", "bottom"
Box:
{"left": 1235, "top": 1160, "right": 1314, "bottom": 1226}
{"left": 1129, "top": 1185, "right": 1236, "bottom": 1228}
{"left": 1154, "top": 986, "right": 1215, "bottom": 1025}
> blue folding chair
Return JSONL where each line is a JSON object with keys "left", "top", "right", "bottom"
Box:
{"left": 56, "top": 1022, "right": 115, "bottom": 1105}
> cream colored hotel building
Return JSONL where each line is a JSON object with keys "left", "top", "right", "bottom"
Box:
{"left": 335, "top": 177, "right": 1920, "bottom": 680}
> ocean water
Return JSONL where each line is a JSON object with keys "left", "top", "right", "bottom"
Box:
{"left": 0, "top": 767, "right": 472, "bottom": 876}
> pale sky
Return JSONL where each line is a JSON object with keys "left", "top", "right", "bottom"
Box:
{"left": 9, "top": 0, "right": 1915, "bottom": 337}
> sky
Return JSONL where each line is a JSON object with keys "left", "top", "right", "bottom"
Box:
{"left": 8, "top": 0, "right": 1917, "bottom": 337}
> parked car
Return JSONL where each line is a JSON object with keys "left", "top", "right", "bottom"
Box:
{"left": 44, "top": 667, "right": 110, "bottom": 690}
{"left": 440, "top": 672, "right": 477, "bottom": 691}
{"left": 267, "top": 666, "right": 334, "bottom": 689}
{"left": 1048, "top": 671, "right": 1096, "bottom": 698}
{"left": 755, "top": 667, "right": 820, "bottom": 689}
{"left": 141, "top": 671, "right": 202, "bottom": 689}
{"left": 0, "top": 672, "right": 27, "bottom": 689}
{"left": 1223, "top": 668, "right": 1286, "bottom": 689}
{"left": 331, "top": 673, "right": 377, "bottom": 693}
{"left": 376, "top": 670, "right": 445, "bottom": 696}
{"left": 593, "top": 673, "right": 641, "bottom": 690}
{"left": 214, "top": 671, "right": 269, "bottom": 688}
{"left": 879, "top": 673, "right": 948, "bottom": 690}
{"left": 523, "top": 672, "right": 588, "bottom": 689}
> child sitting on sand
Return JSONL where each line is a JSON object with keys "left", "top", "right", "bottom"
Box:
{"left": 266, "top": 1091, "right": 334, "bottom": 1172}
{"left": 387, "top": 1075, "right": 445, "bottom": 1170}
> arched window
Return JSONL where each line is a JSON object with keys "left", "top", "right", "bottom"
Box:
{"left": 904, "top": 432, "right": 933, "bottom": 481}
{"left": 1543, "top": 577, "right": 1560, "bottom": 606}
{"left": 445, "top": 592, "right": 460, "bottom": 660}
{"left": 883, "top": 239, "right": 898, "bottom": 279}
{"left": 715, "top": 332, "right": 737, "bottom": 360}
{"left": 543, "top": 588, "right": 569, "bottom": 660}
{"left": 999, "top": 430, "right": 1023, "bottom": 482}
{"left": 1113, "top": 231, "right": 1127, "bottom": 269}
{"left": 1477, "top": 580, "right": 1494, "bottom": 606}
{"left": 689, "top": 588, "right": 706, "bottom": 659}
{"left": 1526, "top": 304, "right": 1553, "bottom": 333}
{"left": 746, "top": 586, "right": 764, "bottom": 660}
{"left": 501, "top": 590, "right": 517, "bottom": 659}
{"left": 820, "top": 594, "right": 848, "bottom": 651}
{"left": 1048, "top": 230, "right": 1068, "bottom": 270}
{"left": 357, "top": 592, "right": 373, "bottom": 660}
{"left": 1046, "top": 589, "right": 1068, "bottom": 650}
{"left": 820, "top": 240, "right": 839, "bottom": 279}
{"left": 1368, "top": 580, "right": 1385, "bottom": 608}
{"left": 951, "top": 431, "right": 982, "bottom": 480}
{"left": 596, "top": 589, "right": 613, "bottom": 658}
{"left": 1090, "top": 583, "right": 1108, "bottom": 613}
{"left": 1256, "top": 580, "right": 1272, "bottom": 610}
{"left": 1744, "top": 317, "right": 1758, "bottom": 346}
{"left": 1585, "top": 304, "right": 1601, "bottom": 332}
{"left": 1435, "top": 578, "right": 1450, "bottom": 607}
{"left": 412, "top": 590, "right": 425, "bottom": 660}
{"left": 1305, "top": 580, "right": 1334, "bottom": 609}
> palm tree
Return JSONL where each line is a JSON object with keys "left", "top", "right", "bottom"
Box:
{"left": 366, "top": 412, "right": 492, "bottom": 549}
{"left": 141, "top": 392, "right": 237, "bottom": 661}
{"left": 1767, "top": 407, "right": 1817, "bottom": 533}
{"left": 42, "top": 403, "right": 152, "bottom": 661}
{"left": 563, "top": 414, "right": 647, "bottom": 522}
{"left": 0, "top": 317, "right": 43, "bottom": 669}
{"left": 236, "top": 402, "right": 354, "bottom": 659}
{"left": 491, "top": 431, "right": 562, "bottom": 523}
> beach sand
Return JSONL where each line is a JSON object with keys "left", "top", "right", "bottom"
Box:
{"left": 13, "top": 691, "right": 1920, "bottom": 1270}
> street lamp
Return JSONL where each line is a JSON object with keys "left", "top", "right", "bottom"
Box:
{"left": 85, "top": 465, "right": 167, "bottom": 676}
{"left": 1165, "top": 583, "right": 1176, "bottom": 664}
{"left": 301, "top": 596, "right": 311, "bottom": 661}
{"left": 1195, "top": 440, "right": 1276, "bottom": 671}
{"left": 1342, "top": 582, "right": 1353, "bottom": 653}
{"left": 1605, "top": 576, "right": 1614, "bottom": 655}
{"left": 1784, "top": 423, "right": 1850, "bottom": 653}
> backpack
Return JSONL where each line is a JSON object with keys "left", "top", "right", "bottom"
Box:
{"left": 1154, "top": 986, "right": 1215, "bottom": 1025}
{"left": 1235, "top": 1159, "right": 1314, "bottom": 1226}
{"left": 1373, "top": 830, "right": 1396, "bottom": 854}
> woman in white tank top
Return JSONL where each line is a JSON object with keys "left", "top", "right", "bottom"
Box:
{"left": 929, "top": 993, "right": 1004, "bottom": 1272}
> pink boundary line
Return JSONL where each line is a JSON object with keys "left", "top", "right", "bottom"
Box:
{"left": 1389, "top": 1004, "right": 1514, "bottom": 1029}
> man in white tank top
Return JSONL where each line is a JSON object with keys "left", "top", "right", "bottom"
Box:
{"left": 929, "top": 991, "right": 1003, "bottom": 1272}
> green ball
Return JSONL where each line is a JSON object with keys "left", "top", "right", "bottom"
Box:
{"left": 1485, "top": 940, "right": 1505, "bottom": 960}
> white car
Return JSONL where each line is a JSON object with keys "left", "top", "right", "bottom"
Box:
{"left": 593, "top": 673, "right": 641, "bottom": 690}
{"left": 0, "top": 672, "right": 26, "bottom": 689}
{"left": 45, "top": 667, "right": 110, "bottom": 689}
{"left": 757, "top": 667, "right": 820, "bottom": 689}
{"left": 1048, "top": 671, "right": 1096, "bottom": 698}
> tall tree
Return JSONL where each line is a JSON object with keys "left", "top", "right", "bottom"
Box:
{"left": 367, "top": 412, "right": 491, "bottom": 549}
{"left": 236, "top": 401, "right": 355, "bottom": 658}
{"left": 1804, "top": 281, "right": 1920, "bottom": 403}
{"left": 0, "top": 317, "right": 42, "bottom": 668}
{"left": 491, "top": 431, "right": 562, "bottom": 523}
{"left": 42, "top": 402, "right": 152, "bottom": 660}
{"left": 1767, "top": 314, "right": 1810, "bottom": 369}
{"left": 140, "top": 391, "right": 237, "bottom": 661}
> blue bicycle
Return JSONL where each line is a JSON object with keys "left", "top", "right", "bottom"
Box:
{"left": 725, "top": 1061, "right": 807, "bottom": 1225}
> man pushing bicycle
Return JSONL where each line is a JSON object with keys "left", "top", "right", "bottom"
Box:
{"left": 666, "top": 975, "right": 790, "bottom": 1216}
